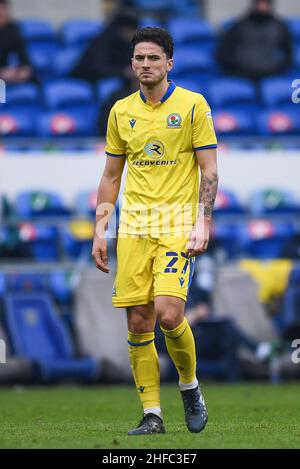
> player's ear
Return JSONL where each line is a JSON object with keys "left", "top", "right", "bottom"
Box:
{"left": 167, "top": 58, "right": 174, "bottom": 72}
{"left": 131, "top": 57, "right": 135, "bottom": 72}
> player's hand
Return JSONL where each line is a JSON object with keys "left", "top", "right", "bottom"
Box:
{"left": 91, "top": 236, "right": 109, "bottom": 273}
{"left": 186, "top": 218, "right": 210, "bottom": 257}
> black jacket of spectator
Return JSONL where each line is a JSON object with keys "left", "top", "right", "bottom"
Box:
{"left": 0, "top": 22, "right": 30, "bottom": 67}
{"left": 72, "top": 13, "right": 138, "bottom": 83}
{"left": 216, "top": 11, "right": 293, "bottom": 80}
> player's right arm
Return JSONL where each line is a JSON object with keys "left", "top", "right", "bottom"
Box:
{"left": 92, "top": 104, "right": 126, "bottom": 273}
{"left": 92, "top": 156, "right": 126, "bottom": 273}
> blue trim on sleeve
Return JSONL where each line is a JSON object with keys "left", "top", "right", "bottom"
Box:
{"left": 191, "top": 104, "right": 196, "bottom": 124}
{"left": 194, "top": 144, "right": 218, "bottom": 151}
{"left": 128, "top": 339, "right": 154, "bottom": 347}
{"left": 105, "top": 151, "right": 126, "bottom": 157}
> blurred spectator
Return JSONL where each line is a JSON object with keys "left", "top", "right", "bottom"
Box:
{"left": 98, "top": 75, "right": 139, "bottom": 136}
{"left": 216, "top": 0, "right": 293, "bottom": 81}
{"left": 72, "top": 11, "right": 138, "bottom": 83}
{"left": 0, "top": 0, "right": 34, "bottom": 83}
{"left": 185, "top": 256, "right": 273, "bottom": 379}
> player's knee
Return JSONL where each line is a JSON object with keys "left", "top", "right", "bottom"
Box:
{"left": 158, "top": 309, "right": 182, "bottom": 330}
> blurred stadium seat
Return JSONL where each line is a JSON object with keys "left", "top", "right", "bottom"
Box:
{"left": 61, "top": 19, "right": 103, "bottom": 47}
{"left": 250, "top": 188, "right": 300, "bottom": 216}
{"left": 4, "top": 293, "right": 99, "bottom": 382}
{"left": 19, "top": 19, "right": 55, "bottom": 43}
{"left": 261, "top": 77, "right": 297, "bottom": 108}
{"left": 208, "top": 78, "right": 257, "bottom": 109}
{"left": 0, "top": 110, "right": 38, "bottom": 137}
{"left": 210, "top": 222, "right": 241, "bottom": 258}
{"left": 214, "top": 188, "right": 247, "bottom": 216}
{"left": 97, "top": 78, "right": 123, "bottom": 107}
{"left": 75, "top": 190, "right": 97, "bottom": 217}
{"left": 27, "top": 42, "right": 57, "bottom": 79}
{"left": 239, "top": 220, "right": 296, "bottom": 259}
{"left": 37, "top": 110, "right": 97, "bottom": 137}
{"left": 6, "top": 83, "right": 40, "bottom": 109}
{"left": 61, "top": 220, "right": 93, "bottom": 259}
{"left": 172, "top": 47, "right": 215, "bottom": 80}
{"left": 53, "top": 46, "right": 84, "bottom": 77}
{"left": 256, "top": 109, "right": 300, "bottom": 136}
{"left": 168, "top": 18, "right": 215, "bottom": 47}
{"left": 213, "top": 109, "right": 255, "bottom": 136}
{"left": 15, "top": 191, "right": 70, "bottom": 218}
{"left": 18, "top": 223, "right": 60, "bottom": 261}
{"left": 43, "top": 79, "right": 94, "bottom": 111}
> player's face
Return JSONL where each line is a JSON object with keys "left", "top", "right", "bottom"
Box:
{"left": 132, "top": 42, "right": 173, "bottom": 86}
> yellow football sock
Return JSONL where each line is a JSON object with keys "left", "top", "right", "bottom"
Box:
{"left": 128, "top": 331, "right": 160, "bottom": 411}
{"left": 160, "top": 317, "right": 196, "bottom": 384}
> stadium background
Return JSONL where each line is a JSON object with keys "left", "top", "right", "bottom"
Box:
{"left": 0, "top": 0, "right": 300, "bottom": 449}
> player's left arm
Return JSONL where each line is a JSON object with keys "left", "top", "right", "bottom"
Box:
{"left": 187, "top": 148, "right": 218, "bottom": 257}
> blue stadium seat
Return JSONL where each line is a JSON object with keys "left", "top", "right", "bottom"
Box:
{"left": 213, "top": 109, "right": 255, "bottom": 136}
{"left": 16, "top": 191, "right": 71, "bottom": 218}
{"left": 286, "top": 18, "right": 300, "bottom": 40}
{"left": 19, "top": 19, "right": 55, "bottom": 42}
{"left": 0, "top": 273, "right": 6, "bottom": 298}
{"left": 250, "top": 188, "right": 300, "bottom": 216}
{"left": 6, "top": 83, "right": 40, "bottom": 107}
{"left": 38, "top": 110, "right": 97, "bottom": 137}
{"left": 49, "top": 271, "right": 73, "bottom": 305}
{"left": 18, "top": 223, "right": 60, "bottom": 261}
{"left": 53, "top": 46, "right": 84, "bottom": 77}
{"left": 97, "top": 78, "right": 123, "bottom": 106}
{"left": 139, "top": 17, "right": 163, "bottom": 28}
{"left": 207, "top": 78, "right": 257, "bottom": 109}
{"left": 61, "top": 220, "right": 94, "bottom": 259}
{"left": 295, "top": 44, "right": 300, "bottom": 68}
{"left": 168, "top": 18, "right": 215, "bottom": 46}
{"left": 172, "top": 77, "right": 203, "bottom": 93}
{"left": 287, "top": 265, "right": 300, "bottom": 287}
{"left": 43, "top": 79, "right": 94, "bottom": 110}
{"left": 211, "top": 222, "right": 240, "bottom": 259}
{"left": 7, "top": 272, "right": 48, "bottom": 292}
{"left": 27, "top": 42, "right": 57, "bottom": 78}
{"left": 75, "top": 190, "right": 97, "bottom": 217}
{"left": 214, "top": 188, "right": 247, "bottom": 216}
{"left": 238, "top": 220, "right": 296, "bottom": 259}
{"left": 61, "top": 19, "right": 103, "bottom": 47}
{"left": 4, "top": 293, "right": 99, "bottom": 382}
{"left": 0, "top": 109, "right": 38, "bottom": 136}
{"left": 261, "top": 77, "right": 297, "bottom": 107}
{"left": 172, "top": 47, "right": 215, "bottom": 80}
{"left": 280, "top": 287, "right": 300, "bottom": 332}
{"left": 256, "top": 109, "right": 300, "bottom": 135}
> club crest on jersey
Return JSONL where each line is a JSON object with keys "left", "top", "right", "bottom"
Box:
{"left": 167, "top": 113, "right": 182, "bottom": 128}
{"left": 129, "top": 118, "right": 136, "bottom": 128}
{"left": 144, "top": 140, "right": 165, "bottom": 159}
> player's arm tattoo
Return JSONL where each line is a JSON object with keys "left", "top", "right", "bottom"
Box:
{"left": 199, "top": 170, "right": 219, "bottom": 219}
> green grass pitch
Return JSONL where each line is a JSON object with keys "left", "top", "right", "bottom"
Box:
{"left": 0, "top": 383, "right": 299, "bottom": 449}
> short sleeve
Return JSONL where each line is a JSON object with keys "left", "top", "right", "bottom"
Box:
{"left": 192, "top": 96, "right": 218, "bottom": 151}
{"left": 105, "top": 105, "right": 126, "bottom": 157}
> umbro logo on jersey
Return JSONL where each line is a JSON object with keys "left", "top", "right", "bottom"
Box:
{"left": 138, "top": 386, "right": 145, "bottom": 393}
{"left": 129, "top": 118, "right": 136, "bottom": 128}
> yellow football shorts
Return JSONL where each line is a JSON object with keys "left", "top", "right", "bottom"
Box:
{"left": 112, "top": 234, "right": 195, "bottom": 307}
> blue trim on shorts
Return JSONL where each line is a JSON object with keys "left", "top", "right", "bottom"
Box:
{"left": 188, "top": 257, "right": 195, "bottom": 288}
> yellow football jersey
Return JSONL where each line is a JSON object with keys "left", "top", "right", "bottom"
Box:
{"left": 105, "top": 81, "right": 217, "bottom": 235}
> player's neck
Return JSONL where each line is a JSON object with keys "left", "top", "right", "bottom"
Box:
{"left": 140, "top": 79, "right": 170, "bottom": 105}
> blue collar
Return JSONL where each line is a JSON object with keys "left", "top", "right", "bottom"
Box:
{"left": 139, "top": 80, "right": 176, "bottom": 104}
